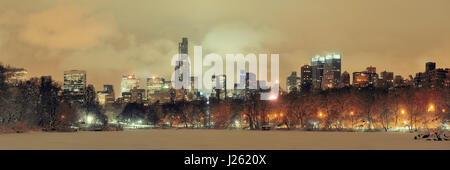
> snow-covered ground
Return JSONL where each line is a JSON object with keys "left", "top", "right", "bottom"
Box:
{"left": 0, "top": 129, "right": 449, "bottom": 150}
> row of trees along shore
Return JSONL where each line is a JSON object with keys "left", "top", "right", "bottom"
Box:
{"left": 120, "top": 86, "right": 449, "bottom": 132}
{"left": 1, "top": 63, "right": 449, "bottom": 132}
{"left": 0, "top": 64, "right": 107, "bottom": 132}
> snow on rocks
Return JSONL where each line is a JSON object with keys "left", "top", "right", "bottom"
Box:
{"left": 414, "top": 130, "right": 449, "bottom": 141}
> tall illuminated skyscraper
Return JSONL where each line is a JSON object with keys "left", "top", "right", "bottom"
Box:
{"left": 311, "top": 53, "right": 341, "bottom": 89}
{"left": 175, "top": 37, "right": 188, "bottom": 81}
{"left": 63, "top": 70, "right": 87, "bottom": 102}
{"left": 300, "top": 65, "right": 312, "bottom": 91}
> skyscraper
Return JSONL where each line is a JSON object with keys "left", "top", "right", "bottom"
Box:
{"left": 300, "top": 65, "right": 312, "bottom": 91}
{"left": 322, "top": 54, "right": 341, "bottom": 89}
{"left": 394, "top": 75, "right": 405, "bottom": 87}
{"left": 97, "top": 85, "right": 115, "bottom": 106}
{"left": 121, "top": 74, "right": 139, "bottom": 97}
{"left": 146, "top": 76, "right": 165, "bottom": 95}
{"left": 63, "top": 70, "right": 87, "bottom": 102}
{"left": 311, "top": 56, "right": 325, "bottom": 89}
{"left": 175, "top": 37, "right": 188, "bottom": 81}
{"left": 352, "top": 66, "right": 378, "bottom": 88}
{"left": 174, "top": 37, "right": 189, "bottom": 101}
{"left": 378, "top": 71, "right": 394, "bottom": 88}
{"left": 211, "top": 74, "right": 226, "bottom": 100}
{"left": 311, "top": 54, "right": 341, "bottom": 90}
{"left": 286, "top": 72, "right": 300, "bottom": 93}
{"left": 187, "top": 76, "right": 200, "bottom": 101}
{"left": 146, "top": 77, "right": 172, "bottom": 103}
{"left": 426, "top": 62, "right": 436, "bottom": 72}
{"left": 414, "top": 62, "right": 448, "bottom": 88}
{"left": 340, "top": 71, "right": 350, "bottom": 87}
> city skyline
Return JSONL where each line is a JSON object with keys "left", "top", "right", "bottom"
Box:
{"left": 1, "top": 0, "right": 450, "bottom": 97}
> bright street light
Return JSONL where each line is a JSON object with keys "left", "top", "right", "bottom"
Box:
{"left": 318, "top": 112, "right": 323, "bottom": 118}
{"left": 428, "top": 104, "right": 435, "bottom": 112}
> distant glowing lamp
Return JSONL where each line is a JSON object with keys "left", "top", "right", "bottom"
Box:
{"left": 401, "top": 109, "right": 406, "bottom": 115}
{"left": 269, "top": 94, "right": 278, "bottom": 100}
{"left": 86, "top": 116, "right": 94, "bottom": 124}
{"left": 428, "top": 105, "right": 435, "bottom": 112}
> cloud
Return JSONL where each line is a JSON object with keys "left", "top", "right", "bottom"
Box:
{"left": 18, "top": 3, "right": 117, "bottom": 51}
{"left": 202, "top": 23, "right": 285, "bottom": 54}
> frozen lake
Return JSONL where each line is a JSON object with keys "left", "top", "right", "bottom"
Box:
{"left": 0, "top": 129, "right": 449, "bottom": 150}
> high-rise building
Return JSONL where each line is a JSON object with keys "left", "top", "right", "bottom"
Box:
{"left": 97, "top": 85, "right": 115, "bottom": 106}
{"left": 394, "top": 75, "right": 405, "bottom": 87}
{"left": 146, "top": 76, "right": 165, "bottom": 96}
{"left": 426, "top": 68, "right": 448, "bottom": 88}
{"left": 231, "top": 70, "right": 247, "bottom": 99}
{"left": 426, "top": 62, "right": 436, "bottom": 72}
{"left": 414, "top": 62, "right": 448, "bottom": 88}
{"left": 63, "top": 70, "right": 87, "bottom": 102}
{"left": 211, "top": 74, "right": 226, "bottom": 100}
{"left": 311, "top": 56, "right": 325, "bottom": 89}
{"left": 175, "top": 37, "right": 188, "bottom": 80}
{"left": 174, "top": 37, "right": 189, "bottom": 101}
{"left": 352, "top": 66, "right": 378, "bottom": 88}
{"left": 187, "top": 76, "right": 200, "bottom": 101}
{"left": 4, "top": 66, "right": 28, "bottom": 85}
{"left": 121, "top": 74, "right": 139, "bottom": 97}
{"left": 86, "top": 84, "right": 96, "bottom": 105}
{"left": 366, "top": 66, "right": 376, "bottom": 73}
{"left": 322, "top": 54, "right": 341, "bottom": 89}
{"left": 300, "top": 65, "right": 313, "bottom": 91}
{"left": 131, "top": 87, "right": 146, "bottom": 104}
{"left": 286, "top": 72, "right": 300, "bottom": 93}
{"left": 377, "top": 71, "right": 394, "bottom": 88}
{"left": 311, "top": 54, "right": 341, "bottom": 89}
{"left": 147, "top": 77, "right": 172, "bottom": 103}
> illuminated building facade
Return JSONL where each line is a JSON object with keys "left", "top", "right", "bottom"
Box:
{"left": 4, "top": 66, "right": 28, "bottom": 85}
{"left": 121, "top": 74, "right": 139, "bottom": 97}
{"left": 211, "top": 74, "right": 227, "bottom": 100}
{"left": 146, "top": 76, "right": 165, "bottom": 95}
{"left": 311, "top": 54, "right": 341, "bottom": 89}
{"left": 414, "top": 62, "right": 449, "bottom": 88}
{"left": 286, "top": 71, "right": 300, "bottom": 93}
{"left": 300, "top": 65, "right": 312, "bottom": 91}
{"left": 97, "top": 85, "right": 115, "bottom": 106}
{"left": 63, "top": 70, "right": 87, "bottom": 102}
{"left": 377, "top": 71, "right": 394, "bottom": 88}
{"left": 352, "top": 66, "right": 378, "bottom": 88}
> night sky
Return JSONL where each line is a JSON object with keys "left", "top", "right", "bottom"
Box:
{"left": 1, "top": 0, "right": 449, "bottom": 96}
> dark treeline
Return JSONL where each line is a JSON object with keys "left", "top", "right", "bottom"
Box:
{"left": 0, "top": 64, "right": 108, "bottom": 132}
{"left": 118, "top": 86, "right": 449, "bottom": 131}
